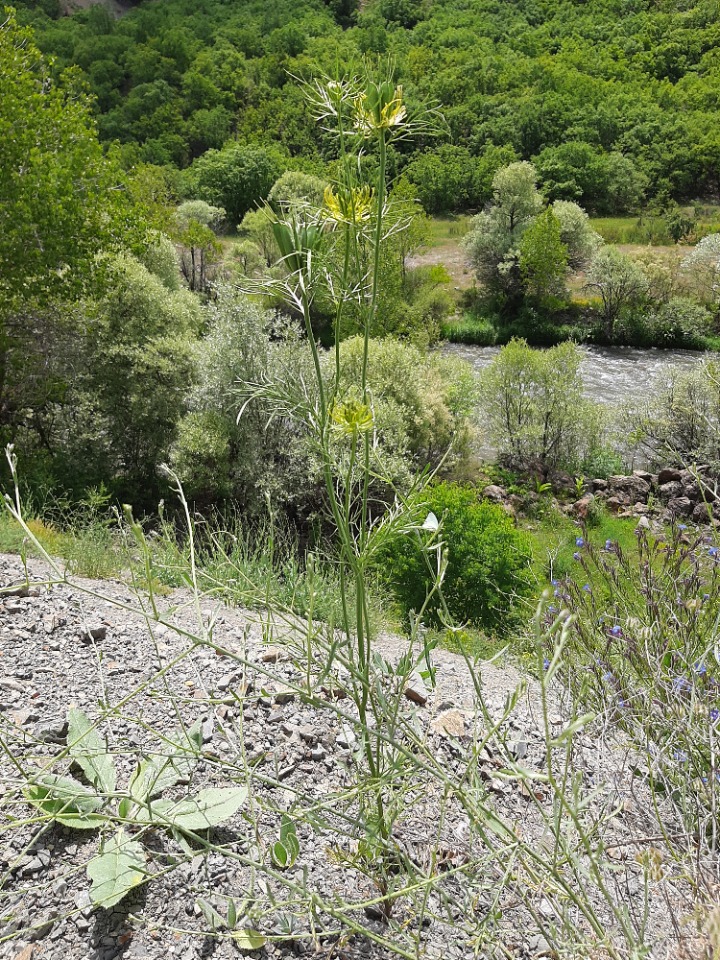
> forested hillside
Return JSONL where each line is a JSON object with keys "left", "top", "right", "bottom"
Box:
{"left": 11, "top": 0, "right": 720, "bottom": 213}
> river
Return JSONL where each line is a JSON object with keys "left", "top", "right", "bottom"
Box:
{"left": 443, "top": 344, "right": 712, "bottom": 406}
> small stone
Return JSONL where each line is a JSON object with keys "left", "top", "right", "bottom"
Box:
{"left": 430, "top": 709, "right": 466, "bottom": 738}
{"left": 201, "top": 716, "right": 214, "bottom": 743}
{"left": 261, "top": 647, "right": 282, "bottom": 663}
{"left": 33, "top": 718, "right": 68, "bottom": 743}
{"left": 403, "top": 672, "right": 428, "bottom": 706}
{"left": 336, "top": 724, "right": 356, "bottom": 749}
{"left": 636, "top": 515, "right": 651, "bottom": 531}
{"left": 310, "top": 747, "right": 326, "bottom": 761}
{"left": 508, "top": 739, "right": 528, "bottom": 760}
{"left": 527, "top": 933, "right": 553, "bottom": 957}
{"left": 79, "top": 623, "right": 107, "bottom": 643}
{"left": 298, "top": 725, "right": 317, "bottom": 745}
{"left": 273, "top": 685, "right": 296, "bottom": 705}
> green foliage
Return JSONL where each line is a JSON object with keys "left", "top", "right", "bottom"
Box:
{"left": 584, "top": 246, "right": 649, "bottom": 337}
{"left": 187, "top": 142, "right": 286, "bottom": 224}
{"left": 479, "top": 339, "right": 613, "bottom": 473}
{"left": 0, "top": 11, "right": 140, "bottom": 311}
{"left": 519, "top": 208, "right": 568, "bottom": 306}
{"left": 379, "top": 483, "right": 532, "bottom": 631}
{"left": 24, "top": 709, "right": 246, "bottom": 907}
{"left": 623, "top": 358, "right": 720, "bottom": 470}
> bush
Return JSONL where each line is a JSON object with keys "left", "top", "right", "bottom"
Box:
{"left": 379, "top": 483, "right": 532, "bottom": 631}
{"left": 479, "top": 339, "right": 613, "bottom": 474}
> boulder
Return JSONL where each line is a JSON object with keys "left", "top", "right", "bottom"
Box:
{"left": 659, "top": 480, "right": 683, "bottom": 501}
{"left": 607, "top": 475, "right": 651, "bottom": 500}
{"left": 632, "top": 469, "right": 654, "bottom": 485}
{"left": 605, "top": 497, "right": 626, "bottom": 514}
{"left": 548, "top": 470, "right": 575, "bottom": 495}
{"left": 591, "top": 478, "right": 608, "bottom": 492}
{"left": 570, "top": 494, "right": 595, "bottom": 520}
{"left": 482, "top": 484, "right": 507, "bottom": 502}
{"left": 667, "top": 497, "right": 693, "bottom": 518}
{"left": 658, "top": 467, "right": 682, "bottom": 485}
{"left": 693, "top": 502, "right": 712, "bottom": 523}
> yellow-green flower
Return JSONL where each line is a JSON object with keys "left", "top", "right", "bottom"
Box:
{"left": 322, "top": 185, "right": 374, "bottom": 225}
{"left": 330, "top": 397, "right": 374, "bottom": 436}
{"left": 353, "top": 82, "right": 407, "bottom": 136}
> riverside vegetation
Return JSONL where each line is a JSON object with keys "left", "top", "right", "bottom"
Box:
{"left": 3, "top": 10, "right": 720, "bottom": 960}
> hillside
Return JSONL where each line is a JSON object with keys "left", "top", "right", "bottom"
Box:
{"left": 10, "top": 0, "right": 720, "bottom": 212}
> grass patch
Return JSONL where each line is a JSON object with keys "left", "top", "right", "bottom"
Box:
{"left": 440, "top": 314, "right": 497, "bottom": 344}
{"left": 426, "top": 214, "right": 472, "bottom": 245}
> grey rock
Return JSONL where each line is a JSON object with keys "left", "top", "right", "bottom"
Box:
{"left": 667, "top": 496, "right": 693, "bottom": 517}
{"left": 508, "top": 739, "right": 528, "bottom": 760}
{"left": 33, "top": 718, "right": 68, "bottom": 743}
{"left": 79, "top": 623, "right": 107, "bottom": 643}
{"left": 482, "top": 484, "right": 507, "bottom": 502}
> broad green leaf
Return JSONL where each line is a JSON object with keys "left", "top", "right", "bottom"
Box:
{"left": 87, "top": 829, "right": 146, "bottom": 909}
{"left": 148, "top": 786, "right": 248, "bottom": 831}
{"left": 67, "top": 708, "right": 117, "bottom": 794}
{"left": 272, "top": 815, "right": 299, "bottom": 868}
{"left": 128, "top": 720, "right": 203, "bottom": 804}
{"left": 231, "top": 929, "right": 266, "bottom": 952}
{"left": 25, "top": 774, "right": 105, "bottom": 829}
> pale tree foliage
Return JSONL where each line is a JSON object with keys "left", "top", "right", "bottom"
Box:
{"left": 479, "top": 339, "right": 610, "bottom": 473}
{"left": 174, "top": 200, "right": 226, "bottom": 292}
{"left": 267, "top": 171, "right": 327, "bottom": 211}
{"left": 622, "top": 359, "right": 720, "bottom": 469}
{"left": 464, "top": 161, "right": 544, "bottom": 297}
{"left": 584, "top": 246, "right": 649, "bottom": 336}
{"left": 464, "top": 163, "right": 599, "bottom": 302}
{"left": 682, "top": 233, "right": 720, "bottom": 304}
{"left": 551, "top": 200, "right": 603, "bottom": 269}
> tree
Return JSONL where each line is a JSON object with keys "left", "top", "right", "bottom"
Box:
{"left": 267, "top": 171, "right": 327, "bottom": 212}
{"left": 0, "top": 12, "right": 141, "bottom": 444}
{"left": 585, "top": 247, "right": 649, "bottom": 337}
{"left": 187, "top": 142, "right": 286, "bottom": 224}
{"left": 519, "top": 208, "right": 568, "bottom": 305}
{"left": 0, "top": 13, "right": 136, "bottom": 309}
{"left": 551, "top": 200, "right": 602, "bottom": 269}
{"left": 174, "top": 201, "right": 225, "bottom": 292}
{"left": 464, "top": 162, "right": 544, "bottom": 301}
{"left": 682, "top": 234, "right": 720, "bottom": 304}
{"left": 388, "top": 177, "right": 431, "bottom": 282}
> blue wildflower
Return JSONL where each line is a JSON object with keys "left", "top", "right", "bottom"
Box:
{"left": 548, "top": 605, "right": 558, "bottom": 614}
{"left": 583, "top": 583, "right": 591, "bottom": 592}
{"left": 609, "top": 625, "right": 623, "bottom": 638}
{"left": 678, "top": 524, "right": 687, "bottom": 531}
{"left": 710, "top": 707, "right": 720, "bottom": 724}
{"left": 672, "top": 676, "right": 691, "bottom": 694}
{"left": 543, "top": 658, "right": 550, "bottom": 671}
{"left": 573, "top": 552, "right": 581, "bottom": 561}
{"left": 604, "top": 539, "right": 613, "bottom": 551}
{"left": 694, "top": 662, "right": 707, "bottom": 676}
{"left": 575, "top": 537, "right": 585, "bottom": 548}
{"left": 673, "top": 749, "right": 688, "bottom": 764}
{"left": 603, "top": 671, "right": 614, "bottom": 682}
{"left": 709, "top": 546, "right": 719, "bottom": 559}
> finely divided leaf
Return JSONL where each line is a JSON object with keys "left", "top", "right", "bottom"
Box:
{"left": 25, "top": 774, "right": 105, "bottom": 829}
{"left": 149, "top": 786, "right": 248, "bottom": 831}
{"left": 67, "top": 708, "right": 117, "bottom": 794}
{"left": 87, "top": 829, "right": 146, "bottom": 909}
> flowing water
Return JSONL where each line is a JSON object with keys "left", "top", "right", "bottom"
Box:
{"left": 444, "top": 343, "right": 712, "bottom": 406}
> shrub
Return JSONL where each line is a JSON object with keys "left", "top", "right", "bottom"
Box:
{"left": 479, "top": 338, "right": 613, "bottom": 473}
{"left": 379, "top": 483, "right": 532, "bottom": 631}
